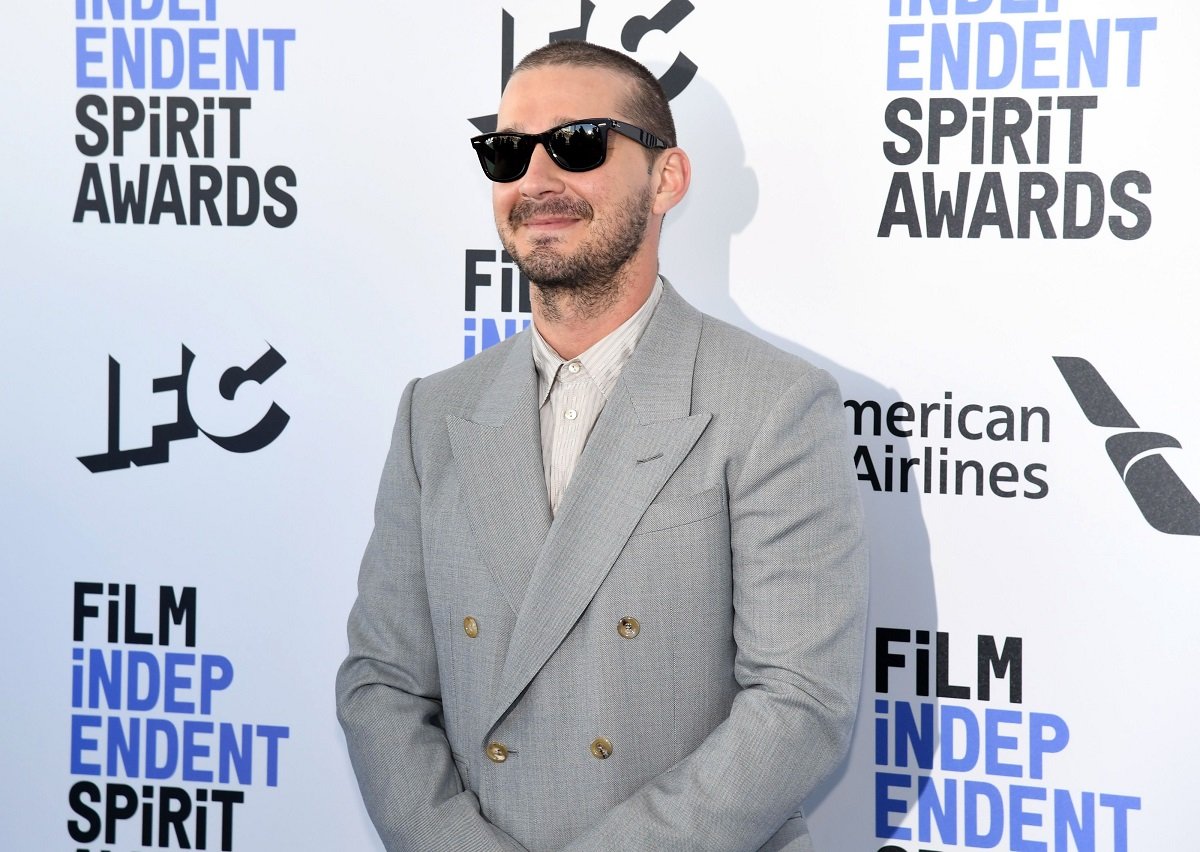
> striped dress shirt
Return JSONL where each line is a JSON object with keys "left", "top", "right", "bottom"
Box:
{"left": 531, "top": 278, "right": 663, "bottom": 515}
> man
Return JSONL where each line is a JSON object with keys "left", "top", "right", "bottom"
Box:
{"left": 337, "top": 41, "right": 867, "bottom": 852}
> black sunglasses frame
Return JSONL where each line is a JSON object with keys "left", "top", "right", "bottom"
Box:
{"left": 470, "top": 118, "right": 668, "bottom": 183}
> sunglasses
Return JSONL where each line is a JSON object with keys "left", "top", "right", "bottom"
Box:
{"left": 471, "top": 118, "right": 668, "bottom": 183}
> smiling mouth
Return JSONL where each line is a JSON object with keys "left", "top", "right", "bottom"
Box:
{"left": 523, "top": 217, "right": 578, "bottom": 230}
{"left": 509, "top": 198, "right": 593, "bottom": 230}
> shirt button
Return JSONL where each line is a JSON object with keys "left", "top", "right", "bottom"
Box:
{"left": 567, "top": 361, "right": 581, "bottom": 374}
{"left": 590, "top": 737, "right": 613, "bottom": 760}
{"left": 463, "top": 616, "right": 479, "bottom": 638}
{"left": 617, "top": 616, "right": 640, "bottom": 639}
{"left": 485, "top": 741, "right": 509, "bottom": 763}
{"left": 565, "top": 409, "right": 578, "bottom": 421}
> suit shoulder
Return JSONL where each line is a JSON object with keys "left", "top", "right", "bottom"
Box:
{"left": 409, "top": 331, "right": 528, "bottom": 421}
{"left": 695, "top": 313, "right": 836, "bottom": 393}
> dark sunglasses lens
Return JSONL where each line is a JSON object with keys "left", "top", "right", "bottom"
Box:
{"left": 478, "top": 135, "right": 533, "bottom": 181}
{"left": 548, "top": 123, "right": 606, "bottom": 171}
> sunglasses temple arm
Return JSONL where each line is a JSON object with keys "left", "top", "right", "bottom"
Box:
{"left": 614, "top": 122, "right": 667, "bottom": 150}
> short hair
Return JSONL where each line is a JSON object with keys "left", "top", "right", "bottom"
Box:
{"left": 511, "top": 41, "right": 677, "bottom": 149}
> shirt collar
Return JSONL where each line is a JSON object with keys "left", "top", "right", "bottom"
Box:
{"left": 531, "top": 277, "right": 664, "bottom": 405}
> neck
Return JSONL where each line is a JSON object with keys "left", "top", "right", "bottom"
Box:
{"left": 531, "top": 254, "right": 658, "bottom": 360}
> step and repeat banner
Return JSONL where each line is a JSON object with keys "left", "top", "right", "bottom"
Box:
{"left": 3, "top": 1, "right": 1197, "bottom": 850}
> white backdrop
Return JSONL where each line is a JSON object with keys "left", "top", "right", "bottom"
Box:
{"left": 3, "top": 2, "right": 1197, "bottom": 850}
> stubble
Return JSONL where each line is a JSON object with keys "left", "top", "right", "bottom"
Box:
{"left": 499, "top": 186, "right": 653, "bottom": 323}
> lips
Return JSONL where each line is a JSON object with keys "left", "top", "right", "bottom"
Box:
{"left": 524, "top": 217, "right": 578, "bottom": 229}
{"left": 509, "top": 198, "right": 593, "bottom": 229}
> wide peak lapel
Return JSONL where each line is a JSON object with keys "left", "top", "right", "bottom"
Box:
{"left": 446, "top": 337, "right": 551, "bottom": 614}
{"left": 485, "top": 283, "right": 710, "bottom": 732}
{"left": 622, "top": 277, "right": 704, "bottom": 422}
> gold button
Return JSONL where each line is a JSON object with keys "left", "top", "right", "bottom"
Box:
{"left": 589, "top": 737, "right": 613, "bottom": 760}
{"left": 617, "top": 616, "right": 640, "bottom": 639}
{"left": 485, "top": 741, "right": 508, "bottom": 763}
{"left": 463, "top": 616, "right": 479, "bottom": 638}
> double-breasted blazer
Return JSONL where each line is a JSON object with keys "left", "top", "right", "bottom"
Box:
{"left": 336, "top": 280, "right": 868, "bottom": 851}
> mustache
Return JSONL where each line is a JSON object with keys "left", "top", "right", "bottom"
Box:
{"left": 509, "top": 198, "right": 593, "bottom": 228}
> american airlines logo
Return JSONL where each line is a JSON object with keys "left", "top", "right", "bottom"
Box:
{"left": 1055, "top": 356, "right": 1199, "bottom": 536}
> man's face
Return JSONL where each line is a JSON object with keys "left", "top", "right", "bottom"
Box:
{"left": 491, "top": 64, "right": 657, "bottom": 293}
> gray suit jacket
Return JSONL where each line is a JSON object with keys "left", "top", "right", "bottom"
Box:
{"left": 336, "top": 281, "right": 868, "bottom": 852}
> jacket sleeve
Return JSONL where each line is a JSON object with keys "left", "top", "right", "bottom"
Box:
{"left": 335, "top": 379, "right": 527, "bottom": 852}
{"left": 563, "top": 368, "right": 869, "bottom": 851}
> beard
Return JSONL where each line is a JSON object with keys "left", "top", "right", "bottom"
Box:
{"left": 498, "top": 185, "right": 653, "bottom": 320}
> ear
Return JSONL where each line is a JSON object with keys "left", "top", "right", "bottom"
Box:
{"left": 652, "top": 147, "right": 691, "bottom": 215}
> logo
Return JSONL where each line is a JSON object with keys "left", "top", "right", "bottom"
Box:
{"left": 463, "top": 250, "right": 532, "bottom": 360}
{"left": 878, "top": 1, "right": 1156, "bottom": 240}
{"left": 72, "top": 2, "right": 298, "bottom": 227}
{"left": 1054, "top": 356, "right": 1200, "bottom": 536}
{"left": 78, "top": 344, "right": 289, "bottom": 473}
{"left": 873, "top": 626, "right": 1141, "bottom": 851}
{"left": 844, "top": 391, "right": 1050, "bottom": 499}
{"left": 468, "top": 0, "right": 698, "bottom": 134}
{"left": 461, "top": 0, "right": 698, "bottom": 359}
{"left": 69, "top": 582, "right": 290, "bottom": 851}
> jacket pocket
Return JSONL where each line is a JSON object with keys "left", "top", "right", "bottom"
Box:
{"left": 758, "top": 811, "right": 812, "bottom": 851}
{"left": 630, "top": 486, "right": 726, "bottom": 536}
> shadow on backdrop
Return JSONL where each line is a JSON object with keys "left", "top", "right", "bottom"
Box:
{"left": 662, "top": 75, "right": 937, "bottom": 846}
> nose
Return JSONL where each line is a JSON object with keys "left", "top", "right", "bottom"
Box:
{"left": 517, "top": 141, "right": 566, "bottom": 199}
